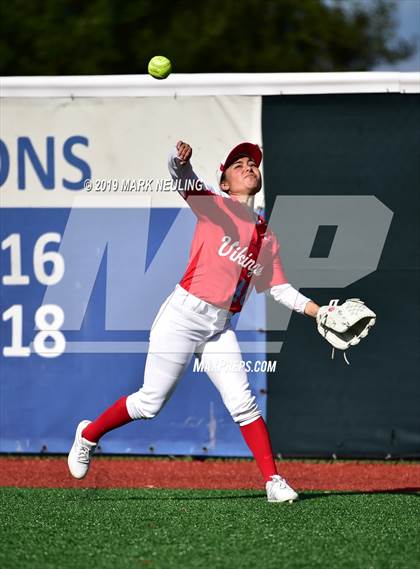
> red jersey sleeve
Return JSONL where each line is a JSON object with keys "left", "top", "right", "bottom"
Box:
{"left": 168, "top": 148, "right": 227, "bottom": 218}
{"left": 254, "top": 232, "right": 287, "bottom": 293}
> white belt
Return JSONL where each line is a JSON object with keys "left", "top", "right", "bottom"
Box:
{"left": 174, "top": 284, "right": 233, "bottom": 320}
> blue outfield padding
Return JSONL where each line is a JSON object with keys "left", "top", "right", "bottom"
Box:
{"left": 0, "top": 208, "right": 267, "bottom": 456}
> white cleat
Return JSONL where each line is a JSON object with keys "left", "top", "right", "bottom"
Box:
{"left": 266, "top": 475, "right": 299, "bottom": 503}
{"left": 67, "top": 420, "right": 97, "bottom": 479}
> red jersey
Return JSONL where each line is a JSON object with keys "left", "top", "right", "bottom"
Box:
{"left": 169, "top": 151, "right": 287, "bottom": 313}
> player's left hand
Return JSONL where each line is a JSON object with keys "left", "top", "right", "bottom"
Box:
{"left": 316, "top": 298, "right": 376, "bottom": 351}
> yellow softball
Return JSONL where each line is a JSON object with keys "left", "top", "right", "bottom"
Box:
{"left": 148, "top": 56, "right": 172, "bottom": 80}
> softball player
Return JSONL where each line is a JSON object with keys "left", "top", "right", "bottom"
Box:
{"left": 68, "top": 140, "right": 321, "bottom": 503}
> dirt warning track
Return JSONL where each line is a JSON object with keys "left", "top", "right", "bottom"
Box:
{"left": 1, "top": 457, "right": 419, "bottom": 492}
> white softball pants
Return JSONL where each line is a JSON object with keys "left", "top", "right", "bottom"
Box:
{"left": 126, "top": 285, "right": 261, "bottom": 426}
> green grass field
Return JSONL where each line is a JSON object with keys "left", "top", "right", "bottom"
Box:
{"left": 1, "top": 488, "right": 419, "bottom": 569}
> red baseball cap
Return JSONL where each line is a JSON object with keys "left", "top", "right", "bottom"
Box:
{"left": 217, "top": 142, "right": 262, "bottom": 186}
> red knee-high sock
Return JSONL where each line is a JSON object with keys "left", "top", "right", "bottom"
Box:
{"left": 82, "top": 396, "right": 132, "bottom": 443}
{"left": 240, "top": 416, "right": 278, "bottom": 482}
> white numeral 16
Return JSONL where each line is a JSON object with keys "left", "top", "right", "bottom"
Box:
{"left": 1, "top": 232, "right": 64, "bottom": 285}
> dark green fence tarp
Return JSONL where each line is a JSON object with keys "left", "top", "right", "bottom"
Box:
{"left": 263, "top": 94, "right": 420, "bottom": 458}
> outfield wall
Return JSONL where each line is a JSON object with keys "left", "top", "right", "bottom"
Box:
{"left": 1, "top": 73, "right": 419, "bottom": 457}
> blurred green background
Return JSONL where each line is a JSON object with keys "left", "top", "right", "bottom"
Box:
{"left": 1, "top": 0, "right": 418, "bottom": 75}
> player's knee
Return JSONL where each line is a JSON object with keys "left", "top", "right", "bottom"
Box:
{"left": 126, "top": 391, "right": 164, "bottom": 420}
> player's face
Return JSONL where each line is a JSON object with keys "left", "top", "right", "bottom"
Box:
{"left": 221, "top": 156, "right": 262, "bottom": 196}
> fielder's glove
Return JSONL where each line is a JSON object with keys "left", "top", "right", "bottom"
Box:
{"left": 316, "top": 298, "right": 376, "bottom": 364}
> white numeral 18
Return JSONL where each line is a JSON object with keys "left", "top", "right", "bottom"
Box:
{"left": 2, "top": 304, "right": 66, "bottom": 358}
